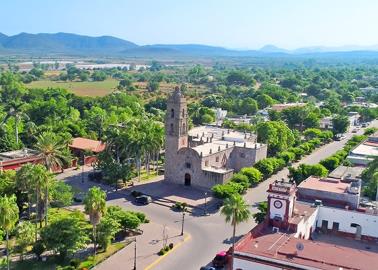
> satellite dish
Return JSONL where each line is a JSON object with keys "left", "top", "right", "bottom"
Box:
{"left": 296, "top": 242, "right": 304, "bottom": 251}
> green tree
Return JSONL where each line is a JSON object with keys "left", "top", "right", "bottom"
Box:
{"left": 332, "top": 115, "right": 349, "bottom": 134}
{"left": 253, "top": 201, "right": 268, "bottom": 224}
{"left": 221, "top": 194, "right": 251, "bottom": 269}
{"left": 256, "top": 121, "right": 295, "bottom": 155}
{"left": 240, "top": 167, "right": 262, "bottom": 185}
{"left": 41, "top": 216, "right": 89, "bottom": 260}
{"left": 84, "top": 187, "right": 107, "bottom": 259}
{"left": 96, "top": 217, "right": 121, "bottom": 251}
{"left": 15, "top": 221, "right": 36, "bottom": 260}
{"left": 35, "top": 132, "right": 71, "bottom": 225}
{"left": 0, "top": 195, "right": 19, "bottom": 270}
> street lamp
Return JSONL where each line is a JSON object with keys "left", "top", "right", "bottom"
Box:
{"left": 81, "top": 153, "right": 85, "bottom": 183}
{"left": 180, "top": 207, "right": 186, "bottom": 236}
{"left": 133, "top": 237, "right": 137, "bottom": 270}
{"left": 204, "top": 192, "right": 208, "bottom": 216}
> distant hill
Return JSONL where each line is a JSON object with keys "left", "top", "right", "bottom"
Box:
{"left": 0, "top": 32, "right": 137, "bottom": 54}
{"left": 2, "top": 32, "right": 378, "bottom": 59}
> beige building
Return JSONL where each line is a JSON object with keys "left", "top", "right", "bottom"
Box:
{"left": 164, "top": 87, "right": 267, "bottom": 189}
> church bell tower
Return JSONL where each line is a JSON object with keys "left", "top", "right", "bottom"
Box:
{"left": 164, "top": 86, "right": 188, "bottom": 181}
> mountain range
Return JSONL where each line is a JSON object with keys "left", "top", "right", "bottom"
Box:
{"left": 2, "top": 32, "right": 378, "bottom": 58}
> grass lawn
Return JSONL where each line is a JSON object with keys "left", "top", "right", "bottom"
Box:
{"left": 25, "top": 79, "right": 118, "bottom": 97}
{"left": 8, "top": 240, "right": 128, "bottom": 270}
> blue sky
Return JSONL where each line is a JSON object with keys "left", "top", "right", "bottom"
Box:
{"left": 1, "top": 0, "right": 378, "bottom": 49}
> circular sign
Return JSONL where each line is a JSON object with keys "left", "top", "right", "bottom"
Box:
{"left": 274, "top": 200, "right": 283, "bottom": 209}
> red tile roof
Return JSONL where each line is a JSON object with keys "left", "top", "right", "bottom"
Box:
{"left": 235, "top": 224, "right": 378, "bottom": 270}
{"left": 69, "top": 137, "right": 106, "bottom": 153}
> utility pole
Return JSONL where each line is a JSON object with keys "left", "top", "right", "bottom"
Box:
{"left": 81, "top": 153, "right": 85, "bottom": 183}
{"left": 133, "top": 237, "right": 137, "bottom": 270}
{"left": 181, "top": 209, "right": 186, "bottom": 236}
{"left": 204, "top": 192, "right": 208, "bottom": 216}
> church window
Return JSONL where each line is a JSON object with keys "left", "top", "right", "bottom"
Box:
{"left": 171, "top": 109, "right": 174, "bottom": 118}
{"left": 240, "top": 153, "right": 246, "bottom": 158}
{"left": 205, "top": 160, "right": 209, "bottom": 166}
{"left": 182, "top": 109, "right": 185, "bottom": 117}
{"left": 221, "top": 154, "right": 227, "bottom": 166}
{"left": 183, "top": 123, "right": 186, "bottom": 133}
{"left": 170, "top": 123, "right": 174, "bottom": 134}
{"left": 186, "top": 162, "right": 191, "bottom": 169}
{"left": 216, "top": 156, "right": 219, "bottom": 162}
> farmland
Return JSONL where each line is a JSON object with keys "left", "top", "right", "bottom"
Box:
{"left": 25, "top": 78, "right": 119, "bottom": 97}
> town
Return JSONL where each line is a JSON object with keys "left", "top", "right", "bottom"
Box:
{"left": 1, "top": 1, "right": 378, "bottom": 270}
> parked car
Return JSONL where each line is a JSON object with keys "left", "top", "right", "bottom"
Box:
{"left": 362, "top": 123, "right": 368, "bottom": 128}
{"left": 212, "top": 251, "right": 228, "bottom": 268}
{"left": 73, "top": 192, "right": 85, "bottom": 203}
{"left": 352, "top": 128, "right": 358, "bottom": 133}
{"left": 200, "top": 267, "right": 216, "bottom": 270}
{"left": 135, "top": 195, "right": 152, "bottom": 205}
{"left": 334, "top": 134, "right": 346, "bottom": 141}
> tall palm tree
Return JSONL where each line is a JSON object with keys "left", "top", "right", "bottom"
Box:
{"left": 35, "top": 131, "right": 71, "bottom": 225}
{"left": 84, "top": 187, "right": 106, "bottom": 260}
{"left": 0, "top": 195, "right": 19, "bottom": 270}
{"left": 1, "top": 101, "right": 29, "bottom": 145}
{"left": 221, "top": 194, "right": 251, "bottom": 269}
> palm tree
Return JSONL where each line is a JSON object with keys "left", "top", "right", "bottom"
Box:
{"left": 0, "top": 195, "right": 19, "bottom": 270}
{"left": 84, "top": 187, "right": 106, "bottom": 260}
{"left": 221, "top": 194, "right": 251, "bottom": 269}
{"left": 35, "top": 131, "right": 71, "bottom": 225}
{"left": 1, "top": 101, "right": 29, "bottom": 145}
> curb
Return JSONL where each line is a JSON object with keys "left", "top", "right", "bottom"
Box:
{"left": 144, "top": 234, "right": 191, "bottom": 270}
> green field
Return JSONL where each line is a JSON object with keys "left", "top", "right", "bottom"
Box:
{"left": 25, "top": 79, "right": 119, "bottom": 97}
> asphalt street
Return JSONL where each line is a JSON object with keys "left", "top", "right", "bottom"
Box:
{"left": 68, "top": 120, "right": 378, "bottom": 270}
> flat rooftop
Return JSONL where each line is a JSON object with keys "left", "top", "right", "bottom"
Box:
{"left": 351, "top": 143, "right": 378, "bottom": 157}
{"left": 235, "top": 226, "right": 378, "bottom": 270}
{"left": 328, "top": 165, "right": 364, "bottom": 180}
{"left": 298, "top": 176, "right": 349, "bottom": 194}
{"left": 189, "top": 125, "right": 255, "bottom": 143}
{"left": 0, "top": 149, "right": 40, "bottom": 162}
{"left": 191, "top": 141, "right": 263, "bottom": 157}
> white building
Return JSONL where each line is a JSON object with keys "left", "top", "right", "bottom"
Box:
{"left": 347, "top": 131, "right": 378, "bottom": 166}
{"left": 232, "top": 179, "right": 378, "bottom": 270}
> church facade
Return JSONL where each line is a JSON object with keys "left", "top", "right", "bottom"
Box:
{"left": 164, "top": 87, "right": 268, "bottom": 189}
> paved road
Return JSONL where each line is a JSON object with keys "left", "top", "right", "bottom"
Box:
{"left": 146, "top": 120, "right": 378, "bottom": 270}
{"left": 68, "top": 120, "right": 377, "bottom": 270}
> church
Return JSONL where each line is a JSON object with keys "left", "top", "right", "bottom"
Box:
{"left": 164, "top": 87, "right": 267, "bottom": 189}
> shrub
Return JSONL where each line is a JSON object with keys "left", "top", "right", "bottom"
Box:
{"left": 254, "top": 159, "right": 274, "bottom": 178}
{"left": 240, "top": 167, "right": 263, "bottom": 185}
{"left": 70, "top": 259, "right": 81, "bottom": 268}
{"left": 133, "top": 211, "right": 148, "bottom": 223}
{"left": 364, "top": 127, "right": 377, "bottom": 135}
{"left": 172, "top": 202, "right": 187, "bottom": 211}
{"left": 212, "top": 182, "right": 244, "bottom": 199}
{"left": 304, "top": 128, "right": 322, "bottom": 140}
{"left": 230, "top": 173, "right": 250, "bottom": 191}
{"left": 277, "top": 151, "right": 295, "bottom": 164}
{"left": 320, "top": 156, "right": 340, "bottom": 171}
{"left": 32, "top": 240, "right": 45, "bottom": 260}
{"left": 289, "top": 147, "right": 305, "bottom": 160}
{"left": 158, "top": 248, "right": 166, "bottom": 256}
{"left": 289, "top": 164, "right": 328, "bottom": 184}
{"left": 169, "top": 243, "right": 174, "bottom": 249}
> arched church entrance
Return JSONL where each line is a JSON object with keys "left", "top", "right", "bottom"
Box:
{"left": 184, "top": 173, "right": 191, "bottom": 186}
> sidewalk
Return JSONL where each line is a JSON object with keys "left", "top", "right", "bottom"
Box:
{"left": 94, "top": 222, "right": 189, "bottom": 270}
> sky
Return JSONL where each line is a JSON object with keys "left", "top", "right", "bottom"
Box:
{"left": 1, "top": 0, "right": 378, "bottom": 50}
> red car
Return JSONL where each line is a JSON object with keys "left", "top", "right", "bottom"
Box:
{"left": 212, "top": 251, "right": 228, "bottom": 268}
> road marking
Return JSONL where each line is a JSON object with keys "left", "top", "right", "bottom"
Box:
{"left": 144, "top": 234, "right": 191, "bottom": 270}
